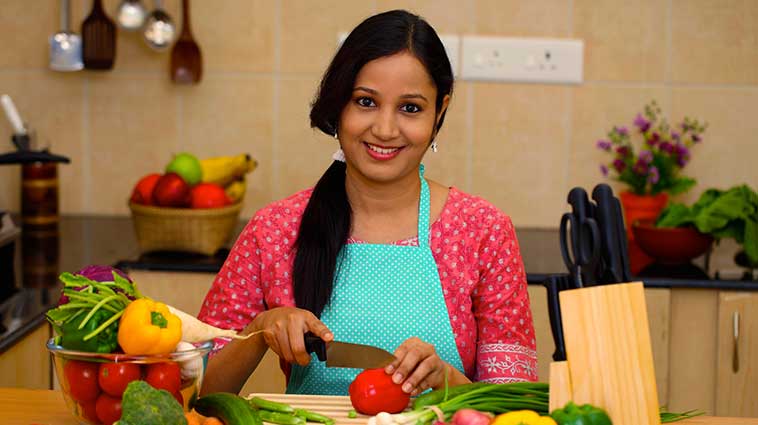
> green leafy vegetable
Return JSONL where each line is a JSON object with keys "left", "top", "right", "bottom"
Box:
{"left": 116, "top": 380, "right": 187, "bottom": 425}
{"left": 656, "top": 184, "right": 758, "bottom": 265}
{"left": 57, "top": 309, "right": 119, "bottom": 353}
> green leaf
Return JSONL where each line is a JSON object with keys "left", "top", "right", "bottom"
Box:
{"left": 665, "top": 177, "right": 697, "bottom": 196}
{"left": 656, "top": 204, "right": 696, "bottom": 228}
{"left": 745, "top": 218, "right": 758, "bottom": 265}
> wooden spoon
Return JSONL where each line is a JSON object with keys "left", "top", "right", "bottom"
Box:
{"left": 170, "top": 0, "right": 202, "bottom": 84}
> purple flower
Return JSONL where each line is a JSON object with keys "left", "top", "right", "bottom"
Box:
{"left": 671, "top": 131, "right": 681, "bottom": 141}
{"left": 613, "top": 159, "right": 626, "bottom": 173}
{"left": 639, "top": 149, "right": 654, "bottom": 164}
{"left": 647, "top": 166, "right": 660, "bottom": 184}
{"left": 600, "top": 164, "right": 609, "bottom": 176}
{"left": 646, "top": 132, "right": 660, "bottom": 146}
{"left": 660, "top": 141, "right": 674, "bottom": 153}
{"left": 596, "top": 140, "right": 612, "bottom": 151}
{"left": 674, "top": 143, "right": 690, "bottom": 157}
{"left": 692, "top": 133, "right": 702, "bottom": 143}
{"left": 616, "top": 146, "right": 630, "bottom": 157}
{"left": 634, "top": 113, "right": 651, "bottom": 132}
{"left": 633, "top": 159, "right": 649, "bottom": 175}
{"left": 614, "top": 126, "right": 629, "bottom": 136}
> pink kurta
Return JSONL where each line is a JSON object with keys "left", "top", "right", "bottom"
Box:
{"left": 198, "top": 187, "right": 537, "bottom": 383}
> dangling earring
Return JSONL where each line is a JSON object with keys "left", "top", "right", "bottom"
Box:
{"left": 431, "top": 140, "right": 438, "bottom": 153}
{"left": 334, "top": 131, "right": 338, "bottom": 140}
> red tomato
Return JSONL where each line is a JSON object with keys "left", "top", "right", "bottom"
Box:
{"left": 79, "top": 401, "right": 99, "bottom": 423}
{"left": 172, "top": 389, "right": 184, "bottom": 407}
{"left": 190, "top": 183, "right": 230, "bottom": 209}
{"left": 98, "top": 363, "right": 142, "bottom": 397}
{"left": 95, "top": 394, "right": 122, "bottom": 425}
{"left": 145, "top": 362, "right": 182, "bottom": 394}
{"left": 64, "top": 360, "right": 100, "bottom": 403}
{"left": 348, "top": 368, "right": 410, "bottom": 415}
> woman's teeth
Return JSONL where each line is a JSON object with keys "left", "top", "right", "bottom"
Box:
{"left": 367, "top": 143, "right": 400, "bottom": 154}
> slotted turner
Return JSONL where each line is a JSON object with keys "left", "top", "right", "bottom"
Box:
{"left": 170, "top": 0, "right": 203, "bottom": 84}
{"left": 82, "top": 0, "right": 116, "bottom": 70}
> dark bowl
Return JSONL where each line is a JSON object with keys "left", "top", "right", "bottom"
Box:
{"left": 632, "top": 219, "right": 714, "bottom": 265}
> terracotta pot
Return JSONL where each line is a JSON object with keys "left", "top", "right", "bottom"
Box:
{"left": 619, "top": 191, "right": 669, "bottom": 273}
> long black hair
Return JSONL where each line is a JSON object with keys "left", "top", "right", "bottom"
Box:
{"left": 293, "top": 10, "right": 454, "bottom": 318}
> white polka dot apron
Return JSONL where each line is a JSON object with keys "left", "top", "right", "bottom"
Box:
{"left": 286, "top": 165, "right": 465, "bottom": 395}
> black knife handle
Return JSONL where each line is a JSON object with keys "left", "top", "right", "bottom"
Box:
{"left": 304, "top": 332, "right": 327, "bottom": 361}
{"left": 544, "top": 275, "right": 567, "bottom": 362}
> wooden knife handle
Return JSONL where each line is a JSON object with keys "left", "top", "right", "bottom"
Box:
{"left": 304, "top": 332, "right": 327, "bottom": 361}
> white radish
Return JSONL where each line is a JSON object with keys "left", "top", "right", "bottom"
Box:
{"left": 175, "top": 341, "right": 204, "bottom": 380}
{"left": 168, "top": 305, "right": 261, "bottom": 343}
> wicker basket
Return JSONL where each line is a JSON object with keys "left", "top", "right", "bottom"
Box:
{"left": 129, "top": 202, "right": 243, "bottom": 256}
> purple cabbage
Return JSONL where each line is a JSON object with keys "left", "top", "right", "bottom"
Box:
{"left": 75, "top": 265, "right": 132, "bottom": 283}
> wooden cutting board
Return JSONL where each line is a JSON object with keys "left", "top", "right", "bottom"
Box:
{"left": 247, "top": 393, "right": 368, "bottom": 425}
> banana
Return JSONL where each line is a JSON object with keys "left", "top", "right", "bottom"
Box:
{"left": 200, "top": 153, "right": 257, "bottom": 187}
{"left": 225, "top": 178, "right": 247, "bottom": 203}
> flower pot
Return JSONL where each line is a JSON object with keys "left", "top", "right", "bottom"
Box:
{"left": 619, "top": 191, "right": 669, "bottom": 273}
{"left": 632, "top": 219, "right": 713, "bottom": 264}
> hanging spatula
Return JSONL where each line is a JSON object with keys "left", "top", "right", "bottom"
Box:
{"left": 82, "top": 0, "right": 117, "bottom": 70}
{"left": 170, "top": 0, "right": 202, "bottom": 84}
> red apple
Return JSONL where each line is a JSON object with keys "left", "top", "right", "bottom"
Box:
{"left": 153, "top": 173, "right": 191, "bottom": 207}
{"left": 190, "top": 183, "right": 231, "bottom": 209}
{"left": 130, "top": 173, "right": 161, "bottom": 205}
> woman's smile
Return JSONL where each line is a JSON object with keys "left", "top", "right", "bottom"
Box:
{"left": 364, "top": 142, "right": 405, "bottom": 160}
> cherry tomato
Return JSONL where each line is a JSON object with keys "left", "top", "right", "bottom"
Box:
{"left": 145, "top": 362, "right": 182, "bottom": 394}
{"left": 64, "top": 360, "right": 100, "bottom": 403}
{"left": 348, "top": 368, "right": 410, "bottom": 415}
{"left": 79, "top": 401, "right": 99, "bottom": 423}
{"left": 98, "top": 363, "right": 142, "bottom": 397}
{"left": 95, "top": 393, "right": 122, "bottom": 425}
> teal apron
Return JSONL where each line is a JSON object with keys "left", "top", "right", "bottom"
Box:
{"left": 287, "top": 166, "right": 465, "bottom": 395}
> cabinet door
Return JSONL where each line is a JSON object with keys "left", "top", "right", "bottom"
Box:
{"left": 126, "top": 270, "right": 215, "bottom": 316}
{"left": 717, "top": 291, "right": 758, "bottom": 417}
{"left": 0, "top": 324, "right": 51, "bottom": 389}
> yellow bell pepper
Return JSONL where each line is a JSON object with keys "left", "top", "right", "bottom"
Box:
{"left": 118, "top": 298, "right": 182, "bottom": 355}
{"left": 491, "top": 410, "right": 557, "bottom": 425}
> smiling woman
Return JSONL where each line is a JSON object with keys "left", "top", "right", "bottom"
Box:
{"left": 197, "top": 9, "right": 537, "bottom": 397}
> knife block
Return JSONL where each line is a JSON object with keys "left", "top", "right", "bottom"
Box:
{"left": 548, "top": 282, "right": 660, "bottom": 425}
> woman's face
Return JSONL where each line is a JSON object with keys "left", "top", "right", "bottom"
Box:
{"left": 338, "top": 51, "right": 449, "bottom": 184}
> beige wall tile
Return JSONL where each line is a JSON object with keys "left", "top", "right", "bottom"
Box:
{"left": 377, "top": 0, "right": 474, "bottom": 33}
{"left": 420, "top": 82, "right": 468, "bottom": 190}
{"left": 0, "top": 71, "right": 86, "bottom": 213}
{"left": 88, "top": 75, "right": 179, "bottom": 215}
{"left": 671, "top": 88, "right": 758, "bottom": 204}
{"left": 275, "top": 76, "right": 335, "bottom": 200}
{"left": 574, "top": 0, "right": 667, "bottom": 82}
{"left": 0, "top": 0, "right": 56, "bottom": 69}
{"left": 192, "top": 0, "right": 276, "bottom": 73}
{"left": 280, "top": 0, "right": 375, "bottom": 74}
{"left": 671, "top": 0, "right": 758, "bottom": 84}
{"left": 471, "top": 82, "right": 570, "bottom": 228}
{"left": 473, "top": 0, "right": 571, "bottom": 37}
{"left": 569, "top": 85, "right": 668, "bottom": 197}
{"left": 180, "top": 76, "right": 275, "bottom": 218}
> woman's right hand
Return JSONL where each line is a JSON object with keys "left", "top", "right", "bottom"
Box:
{"left": 249, "top": 307, "right": 333, "bottom": 366}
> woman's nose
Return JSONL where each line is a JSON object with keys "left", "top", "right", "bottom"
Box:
{"left": 371, "top": 109, "right": 400, "bottom": 140}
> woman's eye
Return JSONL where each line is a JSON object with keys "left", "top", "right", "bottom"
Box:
{"left": 356, "top": 97, "right": 375, "bottom": 107}
{"left": 401, "top": 104, "right": 421, "bottom": 113}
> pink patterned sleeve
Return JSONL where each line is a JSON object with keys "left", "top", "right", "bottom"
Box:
{"left": 197, "top": 213, "right": 266, "bottom": 356}
{"left": 472, "top": 213, "right": 538, "bottom": 383}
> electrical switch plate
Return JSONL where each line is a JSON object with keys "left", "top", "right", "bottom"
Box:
{"left": 338, "top": 32, "right": 461, "bottom": 77}
{"left": 461, "top": 36, "right": 583, "bottom": 84}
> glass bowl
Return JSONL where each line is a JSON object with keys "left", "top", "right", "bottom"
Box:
{"left": 47, "top": 338, "right": 212, "bottom": 425}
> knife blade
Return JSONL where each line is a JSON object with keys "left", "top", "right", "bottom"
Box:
{"left": 304, "top": 332, "right": 396, "bottom": 369}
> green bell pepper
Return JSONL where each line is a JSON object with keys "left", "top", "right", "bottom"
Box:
{"left": 551, "top": 401, "right": 613, "bottom": 425}
{"left": 58, "top": 309, "right": 119, "bottom": 353}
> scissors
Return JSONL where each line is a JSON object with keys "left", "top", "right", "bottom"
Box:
{"left": 559, "top": 188, "right": 601, "bottom": 287}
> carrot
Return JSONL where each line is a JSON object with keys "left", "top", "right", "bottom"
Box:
{"left": 185, "top": 410, "right": 205, "bottom": 425}
{"left": 201, "top": 417, "right": 225, "bottom": 425}
{"left": 167, "top": 305, "right": 262, "bottom": 343}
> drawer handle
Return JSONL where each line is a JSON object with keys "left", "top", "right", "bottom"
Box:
{"left": 733, "top": 311, "right": 740, "bottom": 373}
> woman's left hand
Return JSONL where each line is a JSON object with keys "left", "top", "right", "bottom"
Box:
{"left": 385, "top": 337, "right": 450, "bottom": 395}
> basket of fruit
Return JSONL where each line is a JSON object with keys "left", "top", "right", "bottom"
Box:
{"left": 128, "top": 153, "right": 256, "bottom": 256}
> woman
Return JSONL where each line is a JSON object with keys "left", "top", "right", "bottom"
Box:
{"left": 198, "top": 9, "right": 536, "bottom": 396}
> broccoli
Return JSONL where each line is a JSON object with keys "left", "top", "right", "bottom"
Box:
{"left": 116, "top": 380, "right": 187, "bottom": 425}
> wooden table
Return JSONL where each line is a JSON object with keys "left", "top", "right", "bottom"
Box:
{"left": 1, "top": 388, "right": 756, "bottom": 425}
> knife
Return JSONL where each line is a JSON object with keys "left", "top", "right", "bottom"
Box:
{"left": 304, "top": 332, "right": 396, "bottom": 369}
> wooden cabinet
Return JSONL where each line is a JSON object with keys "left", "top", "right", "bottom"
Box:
{"left": 716, "top": 291, "right": 758, "bottom": 417}
{"left": 0, "top": 324, "right": 51, "bottom": 389}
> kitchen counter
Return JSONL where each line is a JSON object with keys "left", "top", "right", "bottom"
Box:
{"left": 1, "top": 214, "right": 757, "bottom": 356}
{"left": 0, "top": 388, "right": 755, "bottom": 424}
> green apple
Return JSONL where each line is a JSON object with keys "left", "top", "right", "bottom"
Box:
{"left": 165, "top": 153, "right": 202, "bottom": 186}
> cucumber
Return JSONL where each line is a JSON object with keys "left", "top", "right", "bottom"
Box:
{"left": 195, "top": 392, "right": 262, "bottom": 425}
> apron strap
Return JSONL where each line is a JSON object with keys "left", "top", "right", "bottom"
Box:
{"left": 418, "top": 165, "right": 431, "bottom": 249}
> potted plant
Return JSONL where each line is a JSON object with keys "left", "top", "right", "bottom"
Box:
{"left": 596, "top": 101, "right": 707, "bottom": 271}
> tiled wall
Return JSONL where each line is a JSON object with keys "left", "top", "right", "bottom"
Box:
{"left": 1, "top": 0, "right": 756, "bottom": 228}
